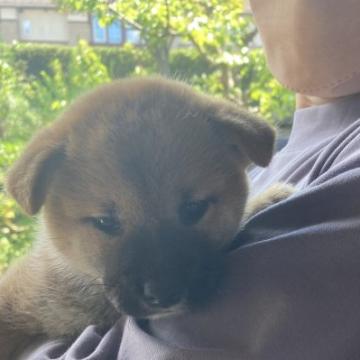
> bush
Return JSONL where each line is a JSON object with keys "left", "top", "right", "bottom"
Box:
{"left": 0, "top": 59, "right": 34, "bottom": 141}
{"left": 238, "top": 48, "right": 294, "bottom": 127}
{"left": 0, "top": 42, "right": 153, "bottom": 79}
{"left": 28, "top": 40, "right": 111, "bottom": 125}
{"left": 0, "top": 141, "right": 33, "bottom": 273}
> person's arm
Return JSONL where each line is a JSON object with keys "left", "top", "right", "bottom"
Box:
{"left": 136, "top": 167, "right": 360, "bottom": 360}
{"left": 19, "top": 322, "right": 124, "bottom": 360}
{"left": 22, "top": 161, "right": 360, "bottom": 359}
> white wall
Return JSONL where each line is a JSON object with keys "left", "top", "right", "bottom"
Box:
{"left": 19, "top": 9, "right": 68, "bottom": 42}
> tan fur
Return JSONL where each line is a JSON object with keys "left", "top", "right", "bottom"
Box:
{"left": 0, "top": 77, "right": 286, "bottom": 358}
{"left": 245, "top": 183, "right": 295, "bottom": 219}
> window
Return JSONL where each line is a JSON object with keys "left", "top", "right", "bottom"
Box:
{"left": 22, "top": 19, "right": 31, "bottom": 37}
{"left": 108, "top": 21, "right": 122, "bottom": 44}
{"left": 91, "top": 16, "right": 106, "bottom": 43}
{"left": 125, "top": 26, "right": 141, "bottom": 45}
{"left": 0, "top": 8, "right": 17, "bottom": 20}
{"left": 91, "top": 16, "right": 123, "bottom": 45}
{"left": 91, "top": 16, "right": 142, "bottom": 45}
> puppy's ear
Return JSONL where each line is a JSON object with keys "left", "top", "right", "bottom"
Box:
{"left": 208, "top": 102, "right": 275, "bottom": 167}
{"left": 5, "top": 127, "right": 66, "bottom": 215}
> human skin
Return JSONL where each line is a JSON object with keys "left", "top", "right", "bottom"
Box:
{"left": 296, "top": 94, "right": 344, "bottom": 109}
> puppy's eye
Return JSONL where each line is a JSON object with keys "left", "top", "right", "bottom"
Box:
{"left": 179, "top": 199, "right": 211, "bottom": 226}
{"left": 87, "top": 216, "right": 121, "bottom": 236}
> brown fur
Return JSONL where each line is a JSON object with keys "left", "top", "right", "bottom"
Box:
{"left": 0, "top": 77, "right": 284, "bottom": 358}
{"left": 244, "top": 183, "right": 295, "bottom": 219}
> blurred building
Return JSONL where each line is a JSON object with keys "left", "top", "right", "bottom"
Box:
{"left": 0, "top": 0, "right": 141, "bottom": 45}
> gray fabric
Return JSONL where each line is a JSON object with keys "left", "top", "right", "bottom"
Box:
{"left": 24, "top": 324, "right": 122, "bottom": 360}
{"left": 24, "top": 94, "right": 360, "bottom": 359}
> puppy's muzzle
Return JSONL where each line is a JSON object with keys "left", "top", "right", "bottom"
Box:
{"left": 141, "top": 280, "right": 184, "bottom": 309}
{"left": 105, "top": 223, "right": 225, "bottom": 318}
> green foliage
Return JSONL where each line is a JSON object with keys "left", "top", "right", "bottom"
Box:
{"left": 0, "top": 59, "right": 33, "bottom": 140}
{"left": 169, "top": 48, "right": 213, "bottom": 78}
{"left": 28, "top": 40, "right": 110, "bottom": 124}
{"left": 1, "top": 41, "right": 111, "bottom": 142}
{"left": 0, "top": 192, "right": 34, "bottom": 274}
{"left": 3, "top": 42, "right": 72, "bottom": 78}
{"left": 0, "top": 63, "right": 34, "bottom": 272}
{"left": 95, "top": 43, "right": 154, "bottom": 78}
{"left": 0, "top": 42, "right": 152, "bottom": 79}
{"left": 0, "top": 142, "right": 33, "bottom": 274}
{"left": 238, "top": 48, "right": 294, "bottom": 127}
{"left": 57, "top": 0, "right": 248, "bottom": 75}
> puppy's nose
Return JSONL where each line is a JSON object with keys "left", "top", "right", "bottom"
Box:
{"left": 142, "top": 282, "right": 183, "bottom": 308}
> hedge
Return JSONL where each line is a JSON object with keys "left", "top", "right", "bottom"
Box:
{"left": 0, "top": 42, "right": 212, "bottom": 80}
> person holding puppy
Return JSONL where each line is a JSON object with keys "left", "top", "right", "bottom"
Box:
{"left": 21, "top": 0, "right": 360, "bottom": 359}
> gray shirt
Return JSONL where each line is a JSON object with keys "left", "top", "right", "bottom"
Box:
{"left": 25, "top": 94, "right": 360, "bottom": 359}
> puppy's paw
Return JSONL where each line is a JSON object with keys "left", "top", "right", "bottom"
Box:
{"left": 245, "top": 182, "right": 295, "bottom": 219}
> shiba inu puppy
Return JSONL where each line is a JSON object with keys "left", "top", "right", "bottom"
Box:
{"left": 0, "top": 77, "right": 289, "bottom": 359}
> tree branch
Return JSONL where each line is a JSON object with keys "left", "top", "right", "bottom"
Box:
{"left": 106, "top": 1, "right": 143, "bottom": 30}
{"left": 244, "top": 28, "right": 258, "bottom": 46}
{"left": 186, "top": 32, "right": 213, "bottom": 65}
{"left": 165, "top": 0, "right": 171, "bottom": 34}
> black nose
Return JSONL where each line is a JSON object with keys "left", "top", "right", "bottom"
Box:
{"left": 142, "top": 281, "right": 183, "bottom": 308}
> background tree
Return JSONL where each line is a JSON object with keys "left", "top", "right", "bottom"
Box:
{"left": 57, "top": 0, "right": 253, "bottom": 98}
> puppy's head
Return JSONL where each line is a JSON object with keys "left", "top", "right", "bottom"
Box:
{"left": 6, "top": 77, "right": 274, "bottom": 318}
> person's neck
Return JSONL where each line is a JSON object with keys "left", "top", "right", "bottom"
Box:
{"left": 296, "top": 94, "right": 342, "bottom": 109}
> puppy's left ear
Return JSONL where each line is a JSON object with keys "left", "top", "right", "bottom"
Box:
{"left": 208, "top": 101, "right": 275, "bottom": 167}
{"left": 5, "top": 126, "right": 66, "bottom": 215}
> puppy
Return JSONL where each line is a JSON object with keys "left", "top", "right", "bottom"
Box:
{"left": 0, "top": 77, "right": 283, "bottom": 359}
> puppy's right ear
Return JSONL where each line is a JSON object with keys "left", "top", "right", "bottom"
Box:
{"left": 208, "top": 101, "right": 275, "bottom": 167}
{"left": 5, "top": 127, "right": 66, "bottom": 215}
